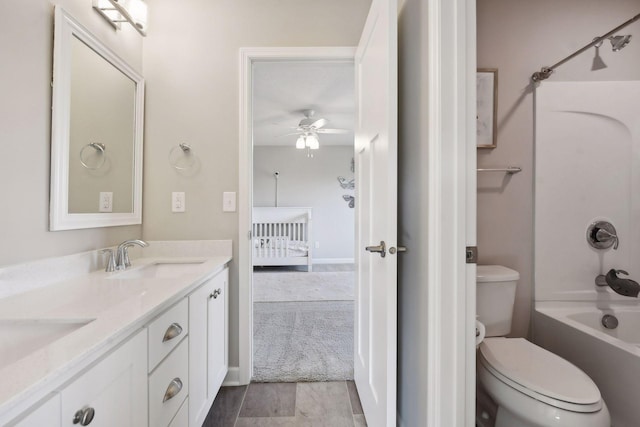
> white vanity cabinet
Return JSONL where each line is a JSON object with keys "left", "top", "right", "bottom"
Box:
{"left": 188, "top": 267, "right": 229, "bottom": 426}
{"left": 60, "top": 329, "right": 148, "bottom": 427}
{"left": 1, "top": 258, "right": 231, "bottom": 427}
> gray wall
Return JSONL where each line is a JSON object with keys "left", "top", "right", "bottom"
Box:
{"left": 141, "top": 0, "right": 371, "bottom": 370}
{"left": 477, "top": 0, "right": 640, "bottom": 338}
{"left": 253, "top": 146, "right": 355, "bottom": 261}
{"left": 0, "top": 1, "right": 143, "bottom": 268}
{"left": 397, "top": 0, "right": 430, "bottom": 425}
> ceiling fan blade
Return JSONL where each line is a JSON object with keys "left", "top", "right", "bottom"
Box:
{"left": 275, "top": 132, "right": 302, "bottom": 138}
{"left": 316, "top": 128, "right": 350, "bottom": 134}
{"left": 310, "top": 118, "right": 328, "bottom": 129}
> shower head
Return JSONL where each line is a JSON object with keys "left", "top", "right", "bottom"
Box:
{"left": 609, "top": 35, "right": 632, "bottom": 51}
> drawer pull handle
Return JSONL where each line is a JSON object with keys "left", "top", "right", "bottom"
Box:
{"left": 209, "top": 288, "right": 222, "bottom": 299}
{"left": 72, "top": 407, "right": 95, "bottom": 425}
{"left": 162, "top": 323, "right": 183, "bottom": 343}
{"left": 163, "top": 378, "right": 183, "bottom": 402}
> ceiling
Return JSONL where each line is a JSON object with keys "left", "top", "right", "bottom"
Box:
{"left": 252, "top": 61, "right": 355, "bottom": 147}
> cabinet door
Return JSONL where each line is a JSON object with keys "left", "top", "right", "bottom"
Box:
{"left": 188, "top": 275, "right": 215, "bottom": 426}
{"left": 189, "top": 267, "right": 228, "bottom": 427}
{"left": 207, "top": 268, "right": 228, "bottom": 398}
{"left": 60, "top": 330, "right": 147, "bottom": 427}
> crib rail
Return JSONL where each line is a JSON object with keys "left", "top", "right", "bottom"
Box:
{"left": 252, "top": 207, "right": 313, "bottom": 271}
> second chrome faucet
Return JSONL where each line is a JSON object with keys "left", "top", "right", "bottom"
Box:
{"left": 102, "top": 239, "right": 149, "bottom": 272}
{"left": 115, "top": 239, "right": 149, "bottom": 270}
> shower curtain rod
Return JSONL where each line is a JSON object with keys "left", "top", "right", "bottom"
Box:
{"left": 531, "top": 12, "right": 640, "bottom": 83}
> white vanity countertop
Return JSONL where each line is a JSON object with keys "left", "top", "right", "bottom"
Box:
{"left": 0, "top": 255, "right": 231, "bottom": 420}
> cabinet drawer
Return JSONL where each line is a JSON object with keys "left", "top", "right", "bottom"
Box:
{"left": 9, "top": 394, "right": 61, "bottom": 427}
{"left": 148, "top": 298, "right": 188, "bottom": 371}
{"left": 149, "top": 337, "right": 189, "bottom": 427}
{"left": 168, "top": 398, "right": 188, "bottom": 427}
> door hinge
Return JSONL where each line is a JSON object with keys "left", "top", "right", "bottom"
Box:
{"left": 466, "top": 246, "right": 478, "bottom": 264}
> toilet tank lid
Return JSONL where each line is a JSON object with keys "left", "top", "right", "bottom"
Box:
{"left": 477, "top": 265, "right": 519, "bottom": 282}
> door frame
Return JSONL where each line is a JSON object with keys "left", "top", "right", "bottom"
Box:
{"left": 423, "top": 0, "right": 476, "bottom": 425}
{"left": 238, "top": 47, "right": 357, "bottom": 385}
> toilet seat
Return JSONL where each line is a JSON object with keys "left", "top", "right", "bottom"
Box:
{"left": 479, "top": 338, "right": 602, "bottom": 413}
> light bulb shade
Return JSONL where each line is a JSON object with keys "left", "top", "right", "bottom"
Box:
{"left": 307, "top": 135, "right": 320, "bottom": 150}
{"left": 296, "top": 136, "right": 305, "bottom": 149}
{"left": 93, "top": 0, "right": 148, "bottom": 36}
{"left": 119, "top": 0, "right": 148, "bottom": 33}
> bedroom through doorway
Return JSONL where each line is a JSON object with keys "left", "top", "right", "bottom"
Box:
{"left": 251, "top": 60, "right": 356, "bottom": 382}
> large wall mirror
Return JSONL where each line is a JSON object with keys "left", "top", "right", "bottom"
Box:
{"left": 50, "top": 7, "right": 144, "bottom": 230}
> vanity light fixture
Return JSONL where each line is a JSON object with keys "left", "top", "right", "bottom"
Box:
{"left": 93, "top": 0, "right": 148, "bottom": 36}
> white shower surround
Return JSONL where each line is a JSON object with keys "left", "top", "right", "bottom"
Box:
{"left": 534, "top": 81, "right": 640, "bottom": 426}
{"left": 535, "top": 81, "right": 640, "bottom": 302}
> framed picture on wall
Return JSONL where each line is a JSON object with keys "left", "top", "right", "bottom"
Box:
{"left": 477, "top": 68, "right": 498, "bottom": 148}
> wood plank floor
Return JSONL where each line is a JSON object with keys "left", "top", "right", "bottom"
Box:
{"left": 203, "top": 381, "right": 367, "bottom": 427}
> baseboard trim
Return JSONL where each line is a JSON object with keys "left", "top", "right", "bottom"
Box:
{"left": 223, "top": 367, "right": 243, "bottom": 386}
{"left": 312, "top": 258, "right": 355, "bottom": 264}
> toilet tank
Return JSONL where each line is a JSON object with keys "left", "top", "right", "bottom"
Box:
{"left": 477, "top": 265, "right": 519, "bottom": 337}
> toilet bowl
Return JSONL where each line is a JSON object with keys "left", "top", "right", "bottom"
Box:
{"left": 477, "top": 337, "right": 610, "bottom": 427}
{"left": 476, "top": 266, "right": 610, "bottom": 427}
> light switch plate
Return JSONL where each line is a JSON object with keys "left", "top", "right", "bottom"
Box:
{"left": 223, "top": 192, "right": 236, "bottom": 212}
{"left": 172, "top": 192, "right": 185, "bottom": 212}
{"left": 99, "top": 192, "right": 113, "bottom": 212}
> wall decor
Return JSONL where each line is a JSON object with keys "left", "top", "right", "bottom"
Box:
{"left": 477, "top": 68, "right": 498, "bottom": 148}
{"left": 342, "top": 195, "right": 355, "bottom": 208}
{"left": 337, "top": 176, "right": 355, "bottom": 190}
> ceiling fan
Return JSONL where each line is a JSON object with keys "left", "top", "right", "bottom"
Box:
{"left": 279, "top": 109, "right": 349, "bottom": 150}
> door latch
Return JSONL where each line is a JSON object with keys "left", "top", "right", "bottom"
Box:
{"left": 466, "top": 246, "right": 478, "bottom": 264}
{"left": 366, "top": 241, "right": 386, "bottom": 258}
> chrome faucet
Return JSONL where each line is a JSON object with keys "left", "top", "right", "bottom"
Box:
{"left": 115, "top": 239, "right": 149, "bottom": 270}
{"left": 595, "top": 269, "right": 640, "bottom": 298}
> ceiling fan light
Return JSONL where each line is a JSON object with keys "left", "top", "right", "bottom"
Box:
{"left": 307, "top": 135, "right": 320, "bottom": 150}
{"left": 296, "top": 136, "right": 305, "bottom": 149}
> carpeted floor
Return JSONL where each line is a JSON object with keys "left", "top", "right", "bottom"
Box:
{"left": 253, "top": 268, "right": 355, "bottom": 382}
{"left": 253, "top": 271, "right": 354, "bottom": 302}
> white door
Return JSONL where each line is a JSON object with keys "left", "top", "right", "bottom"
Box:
{"left": 353, "top": 0, "right": 397, "bottom": 425}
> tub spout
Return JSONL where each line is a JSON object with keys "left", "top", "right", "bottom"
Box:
{"left": 597, "top": 269, "right": 640, "bottom": 298}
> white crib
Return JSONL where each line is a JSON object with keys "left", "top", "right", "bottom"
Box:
{"left": 252, "top": 207, "right": 313, "bottom": 271}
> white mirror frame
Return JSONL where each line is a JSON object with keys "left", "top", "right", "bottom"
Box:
{"left": 50, "top": 6, "right": 144, "bottom": 231}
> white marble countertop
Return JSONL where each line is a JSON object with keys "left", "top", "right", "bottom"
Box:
{"left": 0, "top": 254, "right": 231, "bottom": 422}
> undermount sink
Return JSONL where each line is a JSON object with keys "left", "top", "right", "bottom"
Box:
{"left": 0, "top": 318, "right": 95, "bottom": 369}
{"left": 108, "top": 261, "right": 206, "bottom": 280}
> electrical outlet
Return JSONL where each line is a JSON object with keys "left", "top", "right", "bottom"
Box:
{"left": 99, "top": 192, "right": 113, "bottom": 212}
{"left": 223, "top": 192, "right": 236, "bottom": 212}
{"left": 172, "top": 192, "right": 185, "bottom": 212}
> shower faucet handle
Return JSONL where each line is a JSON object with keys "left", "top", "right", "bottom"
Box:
{"left": 587, "top": 221, "right": 619, "bottom": 250}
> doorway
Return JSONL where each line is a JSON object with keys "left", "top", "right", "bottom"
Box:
{"left": 238, "top": 48, "right": 357, "bottom": 386}
{"left": 250, "top": 60, "right": 356, "bottom": 381}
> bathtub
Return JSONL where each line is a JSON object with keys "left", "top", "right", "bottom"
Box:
{"left": 534, "top": 301, "right": 640, "bottom": 427}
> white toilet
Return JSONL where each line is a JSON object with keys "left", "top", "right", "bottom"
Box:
{"left": 476, "top": 265, "right": 610, "bottom": 427}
